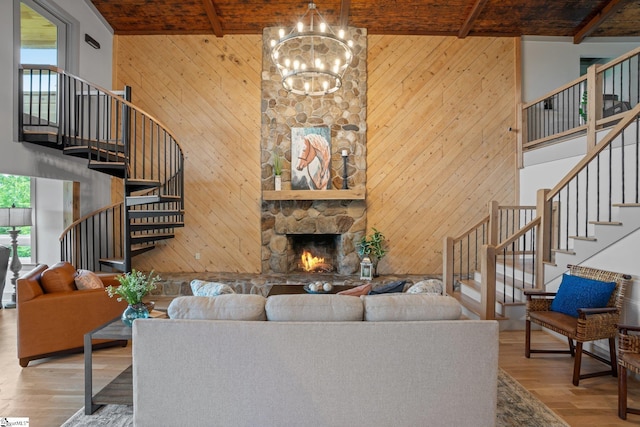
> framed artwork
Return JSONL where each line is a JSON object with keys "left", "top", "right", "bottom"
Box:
{"left": 291, "top": 127, "right": 332, "bottom": 190}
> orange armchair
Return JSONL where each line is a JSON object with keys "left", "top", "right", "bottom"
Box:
{"left": 17, "top": 262, "right": 128, "bottom": 367}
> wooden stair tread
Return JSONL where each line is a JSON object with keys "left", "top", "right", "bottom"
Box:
{"left": 128, "top": 209, "right": 184, "bottom": 218}
{"left": 458, "top": 279, "right": 525, "bottom": 306}
{"left": 589, "top": 220, "right": 622, "bottom": 226}
{"left": 613, "top": 203, "right": 640, "bottom": 207}
{"left": 126, "top": 194, "right": 181, "bottom": 206}
{"left": 130, "top": 232, "right": 175, "bottom": 244}
{"left": 127, "top": 179, "right": 161, "bottom": 192}
{"left": 451, "top": 291, "right": 508, "bottom": 320}
{"left": 130, "top": 222, "right": 184, "bottom": 231}
{"left": 568, "top": 235, "right": 596, "bottom": 241}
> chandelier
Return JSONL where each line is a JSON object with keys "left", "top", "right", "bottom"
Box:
{"left": 270, "top": 2, "right": 354, "bottom": 96}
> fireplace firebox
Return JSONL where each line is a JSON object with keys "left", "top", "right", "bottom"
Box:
{"left": 289, "top": 234, "right": 338, "bottom": 273}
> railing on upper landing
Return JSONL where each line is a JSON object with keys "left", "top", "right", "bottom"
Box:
{"left": 522, "top": 46, "right": 640, "bottom": 153}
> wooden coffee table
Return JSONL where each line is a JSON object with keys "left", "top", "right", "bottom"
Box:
{"left": 268, "top": 284, "right": 354, "bottom": 296}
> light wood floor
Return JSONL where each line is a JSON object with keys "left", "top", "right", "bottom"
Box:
{"left": 2, "top": 308, "right": 640, "bottom": 426}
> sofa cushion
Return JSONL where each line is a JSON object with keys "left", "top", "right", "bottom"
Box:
{"left": 168, "top": 295, "right": 267, "bottom": 320}
{"left": 190, "top": 280, "right": 236, "bottom": 297}
{"left": 369, "top": 280, "right": 407, "bottom": 295}
{"left": 266, "top": 294, "right": 363, "bottom": 321}
{"left": 406, "top": 279, "right": 443, "bottom": 295}
{"left": 550, "top": 273, "right": 616, "bottom": 318}
{"left": 74, "top": 269, "right": 104, "bottom": 290}
{"left": 337, "top": 283, "right": 372, "bottom": 296}
{"left": 362, "top": 294, "right": 462, "bottom": 321}
{"left": 40, "top": 261, "right": 77, "bottom": 293}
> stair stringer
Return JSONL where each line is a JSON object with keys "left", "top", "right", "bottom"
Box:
{"left": 544, "top": 205, "right": 640, "bottom": 285}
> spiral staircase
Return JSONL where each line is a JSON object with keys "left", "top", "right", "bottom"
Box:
{"left": 18, "top": 65, "right": 184, "bottom": 272}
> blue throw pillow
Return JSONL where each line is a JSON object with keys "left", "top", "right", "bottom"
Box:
{"left": 369, "top": 280, "right": 406, "bottom": 295}
{"left": 549, "top": 274, "right": 616, "bottom": 318}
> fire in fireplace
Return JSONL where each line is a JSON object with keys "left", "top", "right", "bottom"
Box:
{"left": 289, "top": 234, "right": 338, "bottom": 273}
{"left": 300, "top": 250, "right": 331, "bottom": 272}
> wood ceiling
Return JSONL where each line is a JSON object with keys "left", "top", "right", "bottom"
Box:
{"left": 89, "top": 0, "right": 640, "bottom": 44}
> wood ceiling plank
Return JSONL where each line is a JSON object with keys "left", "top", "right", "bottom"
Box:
{"left": 90, "top": 0, "right": 640, "bottom": 38}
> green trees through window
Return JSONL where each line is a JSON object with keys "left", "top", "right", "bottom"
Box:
{"left": 0, "top": 174, "right": 32, "bottom": 258}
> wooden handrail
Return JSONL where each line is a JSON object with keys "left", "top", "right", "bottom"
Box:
{"left": 522, "top": 75, "right": 587, "bottom": 110}
{"left": 495, "top": 216, "right": 541, "bottom": 252}
{"left": 546, "top": 102, "right": 640, "bottom": 201}
{"left": 58, "top": 201, "right": 123, "bottom": 240}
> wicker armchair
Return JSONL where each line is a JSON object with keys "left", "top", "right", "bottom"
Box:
{"left": 618, "top": 324, "right": 640, "bottom": 419}
{"left": 525, "top": 264, "right": 631, "bottom": 386}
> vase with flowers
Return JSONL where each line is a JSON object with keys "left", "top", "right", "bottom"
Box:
{"left": 105, "top": 269, "right": 160, "bottom": 327}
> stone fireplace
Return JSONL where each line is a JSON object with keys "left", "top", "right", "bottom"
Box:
{"left": 261, "top": 199, "right": 366, "bottom": 274}
{"left": 260, "top": 26, "right": 368, "bottom": 275}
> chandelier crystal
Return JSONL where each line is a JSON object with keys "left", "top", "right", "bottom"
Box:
{"left": 270, "top": 2, "right": 354, "bottom": 96}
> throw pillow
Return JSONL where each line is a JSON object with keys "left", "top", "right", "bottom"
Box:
{"left": 337, "top": 283, "right": 372, "bottom": 296}
{"left": 406, "top": 279, "right": 444, "bottom": 295}
{"left": 190, "top": 280, "right": 236, "bottom": 297}
{"left": 74, "top": 269, "right": 104, "bottom": 290}
{"left": 549, "top": 273, "right": 616, "bottom": 318}
{"left": 369, "top": 280, "right": 406, "bottom": 295}
{"left": 40, "top": 261, "right": 77, "bottom": 293}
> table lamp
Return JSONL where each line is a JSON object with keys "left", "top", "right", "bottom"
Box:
{"left": 0, "top": 204, "right": 32, "bottom": 308}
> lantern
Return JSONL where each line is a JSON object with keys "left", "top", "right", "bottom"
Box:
{"left": 360, "top": 256, "right": 373, "bottom": 281}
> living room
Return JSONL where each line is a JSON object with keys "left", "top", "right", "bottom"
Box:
{"left": 3, "top": 0, "right": 640, "bottom": 425}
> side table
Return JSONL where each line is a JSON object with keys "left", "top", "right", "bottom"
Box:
{"left": 84, "top": 316, "right": 132, "bottom": 414}
{"left": 84, "top": 311, "right": 166, "bottom": 415}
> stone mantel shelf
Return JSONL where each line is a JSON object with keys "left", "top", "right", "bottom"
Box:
{"left": 263, "top": 189, "right": 365, "bottom": 201}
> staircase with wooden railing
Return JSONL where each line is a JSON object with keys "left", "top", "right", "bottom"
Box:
{"left": 444, "top": 47, "right": 640, "bottom": 323}
{"left": 18, "top": 65, "right": 184, "bottom": 272}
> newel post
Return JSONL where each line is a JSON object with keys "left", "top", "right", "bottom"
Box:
{"left": 536, "top": 188, "right": 551, "bottom": 289}
{"left": 586, "top": 64, "right": 603, "bottom": 149}
{"left": 443, "top": 236, "right": 454, "bottom": 295}
{"left": 480, "top": 244, "right": 496, "bottom": 320}
{"left": 488, "top": 200, "right": 499, "bottom": 246}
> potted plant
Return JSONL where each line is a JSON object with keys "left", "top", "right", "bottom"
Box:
{"left": 579, "top": 90, "right": 588, "bottom": 124}
{"left": 105, "top": 269, "right": 160, "bottom": 326}
{"left": 273, "top": 151, "right": 283, "bottom": 191}
{"left": 357, "top": 228, "right": 387, "bottom": 276}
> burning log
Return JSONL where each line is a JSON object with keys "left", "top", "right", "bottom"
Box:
{"left": 300, "top": 250, "right": 333, "bottom": 273}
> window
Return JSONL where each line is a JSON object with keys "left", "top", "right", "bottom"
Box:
{"left": 0, "top": 174, "right": 33, "bottom": 262}
{"left": 20, "top": 0, "right": 66, "bottom": 67}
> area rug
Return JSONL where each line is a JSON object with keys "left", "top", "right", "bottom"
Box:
{"left": 62, "top": 369, "right": 567, "bottom": 426}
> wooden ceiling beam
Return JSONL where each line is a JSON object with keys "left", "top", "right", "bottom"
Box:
{"left": 202, "top": 0, "right": 223, "bottom": 37}
{"left": 573, "top": 0, "right": 625, "bottom": 44}
{"left": 458, "top": 0, "right": 490, "bottom": 38}
{"left": 340, "top": 0, "right": 351, "bottom": 29}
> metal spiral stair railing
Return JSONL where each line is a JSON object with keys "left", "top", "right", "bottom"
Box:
{"left": 19, "top": 64, "right": 184, "bottom": 272}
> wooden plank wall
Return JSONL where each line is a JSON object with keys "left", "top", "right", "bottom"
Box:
{"left": 113, "top": 35, "right": 263, "bottom": 273}
{"left": 367, "top": 36, "right": 517, "bottom": 274}
{"left": 112, "top": 34, "right": 516, "bottom": 274}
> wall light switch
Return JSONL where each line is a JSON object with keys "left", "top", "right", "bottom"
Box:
{"left": 195, "top": 253, "right": 201, "bottom": 260}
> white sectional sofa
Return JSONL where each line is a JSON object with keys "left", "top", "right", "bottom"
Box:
{"left": 133, "top": 293, "right": 499, "bottom": 427}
